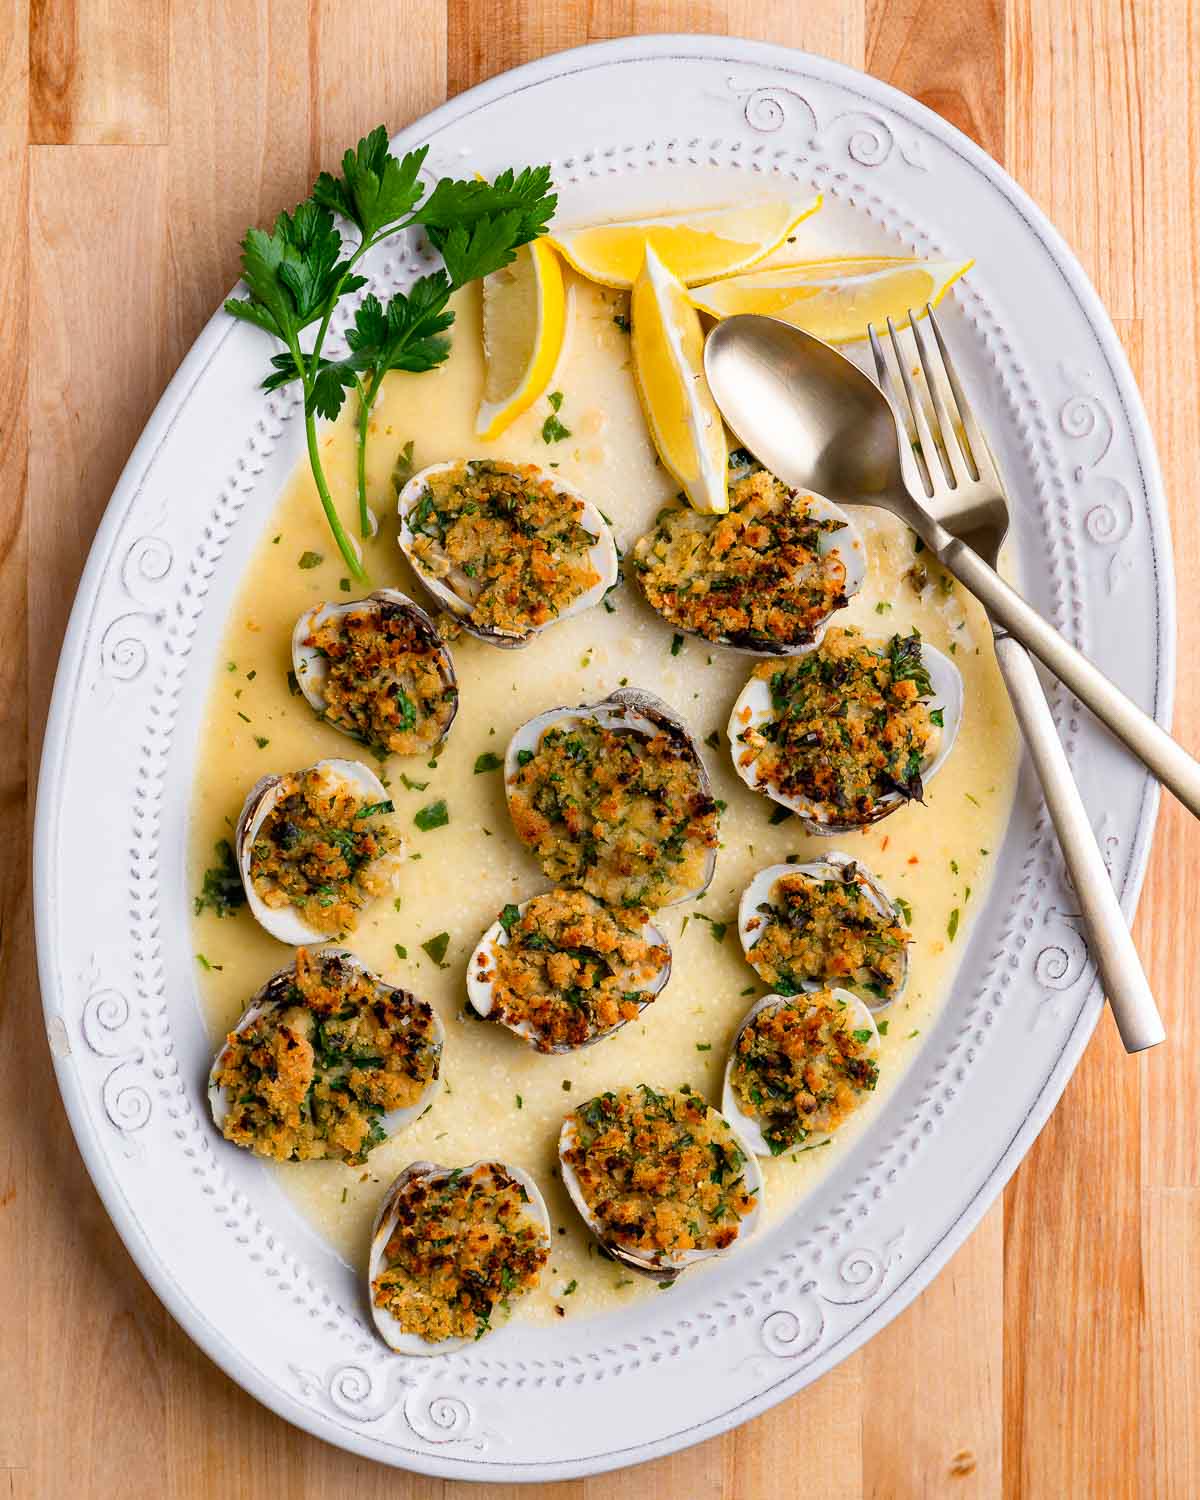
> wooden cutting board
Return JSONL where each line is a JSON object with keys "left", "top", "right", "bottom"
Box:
{"left": 2, "top": 0, "right": 1196, "bottom": 1494}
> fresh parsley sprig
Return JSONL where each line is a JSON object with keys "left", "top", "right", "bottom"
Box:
{"left": 226, "top": 127, "right": 555, "bottom": 577}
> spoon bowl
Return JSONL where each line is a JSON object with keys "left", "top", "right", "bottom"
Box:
{"left": 704, "top": 314, "right": 909, "bottom": 510}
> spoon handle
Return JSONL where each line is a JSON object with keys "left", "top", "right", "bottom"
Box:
{"left": 932, "top": 532, "right": 1200, "bottom": 818}
{"left": 992, "top": 632, "right": 1164, "bottom": 1053}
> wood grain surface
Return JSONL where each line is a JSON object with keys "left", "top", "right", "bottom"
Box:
{"left": 3, "top": 1, "right": 1197, "bottom": 1495}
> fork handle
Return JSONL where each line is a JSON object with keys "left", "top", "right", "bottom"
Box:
{"left": 992, "top": 632, "right": 1165, "bottom": 1053}
{"left": 930, "top": 531, "right": 1200, "bottom": 819}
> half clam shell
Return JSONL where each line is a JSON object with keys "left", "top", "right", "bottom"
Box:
{"left": 558, "top": 1088, "right": 763, "bottom": 1282}
{"left": 738, "top": 855, "right": 910, "bottom": 1010}
{"left": 728, "top": 636, "right": 963, "bottom": 833}
{"left": 208, "top": 947, "right": 443, "bottom": 1153}
{"left": 505, "top": 688, "right": 719, "bottom": 908}
{"left": 396, "top": 458, "right": 620, "bottom": 648}
{"left": 367, "top": 1159, "right": 551, "bottom": 1354}
{"left": 466, "top": 889, "right": 671, "bottom": 1052}
{"left": 631, "top": 489, "right": 866, "bottom": 656}
{"left": 721, "top": 988, "right": 880, "bottom": 1158}
{"left": 235, "top": 757, "right": 402, "bottom": 945}
{"left": 290, "top": 589, "right": 458, "bottom": 754}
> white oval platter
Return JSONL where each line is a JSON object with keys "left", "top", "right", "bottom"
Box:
{"left": 34, "top": 35, "right": 1172, "bottom": 1481}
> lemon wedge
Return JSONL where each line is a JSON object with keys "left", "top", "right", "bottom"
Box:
{"left": 475, "top": 238, "right": 566, "bottom": 440}
{"left": 689, "top": 256, "right": 972, "bottom": 344}
{"left": 550, "top": 196, "right": 822, "bottom": 290}
{"left": 632, "top": 246, "right": 728, "bottom": 514}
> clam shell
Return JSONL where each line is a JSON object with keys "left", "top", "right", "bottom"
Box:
{"left": 235, "top": 758, "right": 401, "bottom": 945}
{"left": 727, "top": 638, "right": 963, "bottom": 833}
{"left": 721, "top": 988, "right": 880, "bottom": 1158}
{"left": 504, "top": 689, "right": 718, "bottom": 906}
{"left": 466, "top": 890, "right": 671, "bottom": 1052}
{"left": 396, "top": 459, "right": 620, "bottom": 648}
{"left": 290, "top": 589, "right": 458, "bottom": 751}
{"left": 738, "top": 854, "right": 910, "bottom": 1010}
{"left": 557, "top": 1100, "right": 763, "bottom": 1281}
{"left": 208, "top": 947, "right": 443, "bottom": 1143}
{"left": 367, "top": 1159, "right": 551, "bottom": 1355}
{"left": 632, "top": 491, "right": 867, "bottom": 656}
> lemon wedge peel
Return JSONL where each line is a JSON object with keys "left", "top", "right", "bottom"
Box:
{"left": 689, "top": 257, "right": 974, "bottom": 345}
{"left": 631, "top": 246, "right": 729, "bottom": 516}
{"left": 475, "top": 238, "right": 567, "bottom": 441}
{"left": 549, "top": 195, "right": 824, "bottom": 290}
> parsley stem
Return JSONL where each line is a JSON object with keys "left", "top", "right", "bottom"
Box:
{"left": 353, "top": 374, "right": 379, "bottom": 538}
{"left": 290, "top": 337, "right": 365, "bottom": 580}
{"left": 351, "top": 375, "right": 370, "bottom": 540}
{"left": 304, "top": 409, "right": 365, "bottom": 578}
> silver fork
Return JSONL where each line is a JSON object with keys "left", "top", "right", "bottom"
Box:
{"left": 870, "top": 308, "right": 1164, "bottom": 1053}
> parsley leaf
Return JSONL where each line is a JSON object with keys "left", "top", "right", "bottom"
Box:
{"left": 422, "top": 932, "right": 451, "bottom": 967}
{"left": 414, "top": 799, "right": 449, "bottom": 831}
{"left": 416, "top": 166, "right": 556, "bottom": 273}
{"left": 312, "top": 130, "right": 429, "bottom": 241}
{"left": 194, "top": 840, "right": 246, "bottom": 919}
{"left": 225, "top": 201, "right": 364, "bottom": 339}
{"left": 347, "top": 278, "right": 455, "bottom": 376}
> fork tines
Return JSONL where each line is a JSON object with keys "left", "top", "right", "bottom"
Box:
{"left": 868, "top": 305, "right": 993, "bottom": 494}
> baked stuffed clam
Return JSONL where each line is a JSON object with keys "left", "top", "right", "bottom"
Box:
{"left": 728, "top": 626, "right": 962, "bottom": 832}
{"left": 466, "top": 888, "right": 671, "bottom": 1052}
{"left": 631, "top": 465, "right": 865, "bottom": 654}
{"left": 291, "top": 589, "right": 458, "bottom": 756}
{"left": 368, "top": 1159, "right": 551, "bottom": 1353}
{"left": 558, "top": 1085, "right": 762, "bottom": 1282}
{"left": 738, "top": 855, "right": 910, "bottom": 1010}
{"left": 505, "top": 689, "right": 719, "bottom": 911}
{"left": 208, "top": 947, "right": 442, "bottom": 1164}
{"left": 235, "top": 758, "right": 403, "bottom": 944}
{"left": 722, "top": 989, "right": 880, "bottom": 1158}
{"left": 397, "top": 458, "right": 619, "bottom": 647}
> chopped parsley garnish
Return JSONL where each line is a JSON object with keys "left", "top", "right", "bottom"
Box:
{"left": 355, "top": 799, "right": 394, "bottom": 819}
{"left": 474, "top": 751, "right": 503, "bottom": 773}
{"left": 947, "top": 907, "right": 961, "bottom": 941}
{"left": 298, "top": 550, "right": 323, "bottom": 570}
{"left": 422, "top": 932, "right": 451, "bottom": 967}
{"left": 414, "top": 799, "right": 449, "bottom": 831}
{"left": 194, "top": 839, "right": 246, "bottom": 918}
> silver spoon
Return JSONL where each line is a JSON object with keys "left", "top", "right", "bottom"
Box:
{"left": 705, "top": 312, "right": 1165, "bottom": 1053}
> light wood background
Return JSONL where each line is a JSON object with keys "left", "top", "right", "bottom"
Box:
{"left": 2, "top": 1, "right": 1197, "bottom": 1495}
